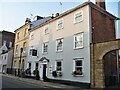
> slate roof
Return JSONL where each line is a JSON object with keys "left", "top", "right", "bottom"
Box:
{"left": 30, "top": 16, "right": 52, "bottom": 29}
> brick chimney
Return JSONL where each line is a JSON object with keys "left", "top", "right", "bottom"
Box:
{"left": 96, "top": 0, "right": 106, "bottom": 10}
{"left": 36, "top": 16, "right": 43, "bottom": 20}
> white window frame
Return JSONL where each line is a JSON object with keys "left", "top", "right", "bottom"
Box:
{"left": 9, "top": 42, "right": 12, "bottom": 48}
{"left": 24, "top": 28, "right": 27, "bottom": 37}
{"left": 30, "top": 32, "right": 34, "bottom": 40}
{"left": 74, "top": 32, "right": 84, "bottom": 49}
{"left": 44, "top": 25, "right": 49, "bottom": 35}
{"left": 23, "top": 42, "right": 26, "bottom": 53}
{"left": 15, "top": 45, "right": 19, "bottom": 54}
{"left": 42, "top": 42, "right": 48, "bottom": 54}
{"left": 55, "top": 60, "right": 63, "bottom": 71}
{"left": 3, "top": 40, "right": 6, "bottom": 46}
{"left": 56, "top": 18, "right": 64, "bottom": 30}
{"left": 56, "top": 38, "right": 63, "bottom": 52}
{"left": 74, "top": 11, "right": 83, "bottom": 24}
{"left": 73, "top": 58, "right": 83, "bottom": 76}
{"left": 55, "top": 61, "right": 62, "bottom": 72}
{"left": 17, "top": 32, "right": 20, "bottom": 40}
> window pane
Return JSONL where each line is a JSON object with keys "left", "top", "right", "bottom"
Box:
{"left": 57, "top": 62, "right": 61, "bottom": 66}
{"left": 44, "top": 26, "right": 49, "bottom": 34}
{"left": 57, "top": 19, "right": 63, "bottom": 29}
{"left": 43, "top": 42, "right": 48, "bottom": 53}
{"left": 56, "top": 39, "right": 63, "bottom": 51}
{"left": 75, "top": 67, "right": 82, "bottom": 71}
{"left": 31, "top": 49, "right": 37, "bottom": 56}
{"left": 76, "top": 60, "right": 82, "bottom": 66}
{"left": 75, "top": 12, "right": 83, "bottom": 23}
{"left": 74, "top": 33, "right": 83, "bottom": 48}
{"left": 56, "top": 61, "right": 62, "bottom": 71}
{"left": 9, "top": 42, "right": 12, "bottom": 48}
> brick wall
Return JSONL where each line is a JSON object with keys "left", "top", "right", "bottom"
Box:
{"left": 2, "top": 31, "right": 15, "bottom": 49}
{"left": 91, "top": 8, "right": 116, "bottom": 43}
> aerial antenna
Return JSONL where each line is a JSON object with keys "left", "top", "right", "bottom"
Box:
{"left": 30, "top": 13, "right": 34, "bottom": 21}
{"left": 59, "top": 2, "right": 63, "bottom": 13}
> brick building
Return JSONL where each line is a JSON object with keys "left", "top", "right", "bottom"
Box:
{"left": 0, "top": 30, "right": 15, "bottom": 73}
{"left": 0, "top": 30, "right": 15, "bottom": 53}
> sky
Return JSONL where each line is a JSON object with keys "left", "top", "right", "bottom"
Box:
{"left": 0, "top": 0, "right": 120, "bottom": 38}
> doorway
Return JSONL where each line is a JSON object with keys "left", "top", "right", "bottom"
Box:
{"left": 43, "top": 64, "right": 47, "bottom": 80}
{"left": 103, "top": 51, "right": 118, "bottom": 87}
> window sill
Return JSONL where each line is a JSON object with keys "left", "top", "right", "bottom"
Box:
{"left": 73, "top": 75, "right": 84, "bottom": 77}
{"left": 44, "top": 33, "right": 49, "bottom": 35}
{"left": 56, "top": 50, "right": 63, "bottom": 53}
{"left": 42, "top": 52, "right": 48, "bottom": 55}
{"left": 73, "top": 47, "right": 84, "bottom": 50}
{"left": 74, "top": 20, "right": 83, "bottom": 24}
{"left": 57, "top": 27, "right": 64, "bottom": 31}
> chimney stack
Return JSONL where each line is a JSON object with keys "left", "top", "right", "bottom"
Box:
{"left": 36, "top": 16, "right": 43, "bottom": 20}
{"left": 96, "top": 0, "right": 106, "bottom": 10}
{"left": 25, "top": 18, "right": 31, "bottom": 24}
{"left": 55, "top": 13, "right": 60, "bottom": 17}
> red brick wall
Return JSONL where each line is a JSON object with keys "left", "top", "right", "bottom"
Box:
{"left": 2, "top": 31, "right": 15, "bottom": 49}
{"left": 91, "top": 8, "right": 116, "bottom": 43}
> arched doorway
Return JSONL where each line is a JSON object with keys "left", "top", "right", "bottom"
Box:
{"left": 90, "top": 40, "right": 120, "bottom": 88}
{"left": 103, "top": 50, "right": 118, "bottom": 87}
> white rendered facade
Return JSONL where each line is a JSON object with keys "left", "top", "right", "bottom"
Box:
{"left": 27, "top": 4, "right": 91, "bottom": 84}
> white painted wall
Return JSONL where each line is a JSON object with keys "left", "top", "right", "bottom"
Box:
{"left": 27, "top": 5, "right": 91, "bottom": 83}
{"left": 0, "top": 49, "right": 13, "bottom": 73}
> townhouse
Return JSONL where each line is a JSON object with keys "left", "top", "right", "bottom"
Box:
{"left": 26, "top": 0, "right": 118, "bottom": 88}
{"left": 13, "top": 16, "right": 52, "bottom": 76}
{"left": 13, "top": 18, "right": 31, "bottom": 76}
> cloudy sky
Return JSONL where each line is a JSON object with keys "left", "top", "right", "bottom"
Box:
{"left": 0, "top": 0, "right": 119, "bottom": 38}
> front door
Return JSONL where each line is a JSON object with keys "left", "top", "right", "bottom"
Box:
{"left": 43, "top": 64, "right": 46, "bottom": 79}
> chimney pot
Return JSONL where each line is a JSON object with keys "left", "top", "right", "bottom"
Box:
{"left": 25, "top": 18, "right": 31, "bottom": 24}
{"left": 55, "top": 13, "right": 59, "bottom": 17}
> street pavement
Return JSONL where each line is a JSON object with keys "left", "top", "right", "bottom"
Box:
{"left": 2, "top": 74, "right": 84, "bottom": 90}
{"left": 1, "top": 74, "right": 120, "bottom": 90}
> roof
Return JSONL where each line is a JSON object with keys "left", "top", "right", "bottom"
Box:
{"left": 14, "top": 16, "right": 52, "bottom": 32}
{"left": 30, "top": 1, "right": 117, "bottom": 32}
{"left": 30, "top": 16, "right": 52, "bottom": 29}
{"left": 1, "top": 30, "right": 15, "bottom": 34}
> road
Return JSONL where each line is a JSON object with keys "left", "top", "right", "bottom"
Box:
{"left": 2, "top": 75, "right": 82, "bottom": 90}
{"left": 2, "top": 76, "right": 50, "bottom": 89}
